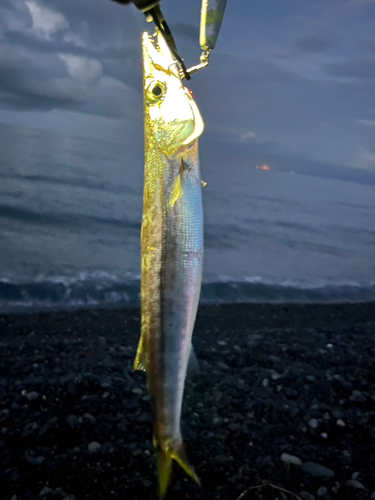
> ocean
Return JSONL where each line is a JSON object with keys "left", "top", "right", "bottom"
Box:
{"left": 1, "top": 122, "right": 375, "bottom": 313}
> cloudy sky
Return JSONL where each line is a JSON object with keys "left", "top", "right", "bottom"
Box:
{"left": 1, "top": 0, "right": 375, "bottom": 182}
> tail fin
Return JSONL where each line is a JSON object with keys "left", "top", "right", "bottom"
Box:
{"left": 156, "top": 445, "right": 200, "bottom": 498}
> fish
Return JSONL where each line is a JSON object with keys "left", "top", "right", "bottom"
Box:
{"left": 133, "top": 30, "right": 205, "bottom": 498}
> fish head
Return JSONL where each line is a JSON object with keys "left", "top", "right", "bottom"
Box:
{"left": 142, "top": 31, "right": 204, "bottom": 156}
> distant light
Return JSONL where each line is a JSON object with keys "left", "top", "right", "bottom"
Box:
{"left": 255, "top": 164, "right": 270, "bottom": 171}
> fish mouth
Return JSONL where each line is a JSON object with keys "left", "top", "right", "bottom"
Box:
{"left": 142, "top": 31, "right": 180, "bottom": 79}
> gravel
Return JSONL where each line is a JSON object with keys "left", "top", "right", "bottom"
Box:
{"left": 88, "top": 442, "right": 102, "bottom": 453}
{"left": 0, "top": 302, "right": 374, "bottom": 499}
{"left": 316, "top": 486, "right": 327, "bottom": 496}
{"left": 346, "top": 479, "right": 366, "bottom": 489}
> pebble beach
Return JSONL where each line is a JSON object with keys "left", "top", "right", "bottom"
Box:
{"left": 0, "top": 302, "right": 374, "bottom": 500}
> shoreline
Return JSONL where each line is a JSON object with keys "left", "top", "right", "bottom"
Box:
{"left": 1, "top": 297, "right": 375, "bottom": 317}
{"left": 1, "top": 302, "right": 374, "bottom": 499}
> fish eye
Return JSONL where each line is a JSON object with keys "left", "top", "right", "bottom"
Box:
{"left": 152, "top": 84, "right": 162, "bottom": 97}
{"left": 146, "top": 80, "right": 166, "bottom": 102}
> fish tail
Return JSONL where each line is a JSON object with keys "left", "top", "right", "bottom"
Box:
{"left": 171, "top": 446, "right": 201, "bottom": 486}
{"left": 155, "top": 443, "right": 200, "bottom": 498}
{"left": 156, "top": 448, "right": 172, "bottom": 499}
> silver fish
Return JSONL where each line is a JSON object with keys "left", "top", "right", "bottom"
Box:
{"left": 133, "top": 30, "right": 204, "bottom": 497}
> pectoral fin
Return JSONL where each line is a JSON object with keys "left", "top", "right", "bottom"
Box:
{"left": 170, "top": 159, "right": 188, "bottom": 207}
{"left": 170, "top": 173, "right": 183, "bottom": 207}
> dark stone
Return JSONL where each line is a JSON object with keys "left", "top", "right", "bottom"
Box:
{"left": 228, "top": 423, "right": 240, "bottom": 432}
{"left": 332, "top": 410, "right": 345, "bottom": 419}
{"left": 26, "top": 455, "right": 45, "bottom": 465}
{"left": 290, "top": 407, "right": 300, "bottom": 417}
{"left": 101, "top": 442, "right": 116, "bottom": 454}
{"left": 141, "top": 478, "right": 153, "bottom": 488}
{"left": 301, "top": 461, "right": 334, "bottom": 478}
{"left": 298, "top": 492, "right": 315, "bottom": 500}
{"left": 138, "top": 411, "right": 150, "bottom": 422}
{"left": 338, "top": 453, "right": 352, "bottom": 465}
{"left": 6, "top": 467, "right": 20, "bottom": 482}
{"left": 67, "top": 382, "right": 77, "bottom": 396}
{"left": 346, "top": 479, "right": 366, "bottom": 490}
{"left": 268, "top": 355, "right": 281, "bottom": 363}
{"left": 59, "top": 373, "right": 76, "bottom": 385}
{"left": 349, "top": 390, "right": 367, "bottom": 403}
{"left": 117, "top": 421, "right": 127, "bottom": 432}
{"left": 66, "top": 414, "right": 78, "bottom": 429}
{"left": 24, "top": 376, "right": 43, "bottom": 385}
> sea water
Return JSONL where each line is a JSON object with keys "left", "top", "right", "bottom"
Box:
{"left": 1, "top": 123, "right": 375, "bottom": 312}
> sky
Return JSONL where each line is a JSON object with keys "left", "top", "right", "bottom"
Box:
{"left": 1, "top": 0, "right": 375, "bottom": 183}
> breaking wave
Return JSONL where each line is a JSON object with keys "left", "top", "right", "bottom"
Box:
{"left": 0, "top": 272, "right": 375, "bottom": 313}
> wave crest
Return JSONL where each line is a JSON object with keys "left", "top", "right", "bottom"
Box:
{"left": 1, "top": 272, "right": 375, "bottom": 313}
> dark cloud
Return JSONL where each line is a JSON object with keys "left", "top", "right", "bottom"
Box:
{"left": 0, "top": 0, "right": 142, "bottom": 117}
{"left": 170, "top": 22, "right": 199, "bottom": 42}
{"left": 363, "top": 40, "right": 375, "bottom": 53}
{"left": 192, "top": 50, "right": 305, "bottom": 134}
{"left": 324, "top": 59, "right": 375, "bottom": 79}
{"left": 0, "top": 44, "right": 68, "bottom": 109}
{"left": 191, "top": 41, "right": 375, "bottom": 173}
{"left": 295, "top": 35, "right": 333, "bottom": 54}
{"left": 3, "top": 28, "right": 142, "bottom": 91}
{"left": 201, "top": 130, "right": 375, "bottom": 186}
{"left": 37, "top": 0, "right": 140, "bottom": 43}
{"left": 0, "top": 0, "right": 375, "bottom": 173}
{"left": 229, "top": 58, "right": 304, "bottom": 85}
